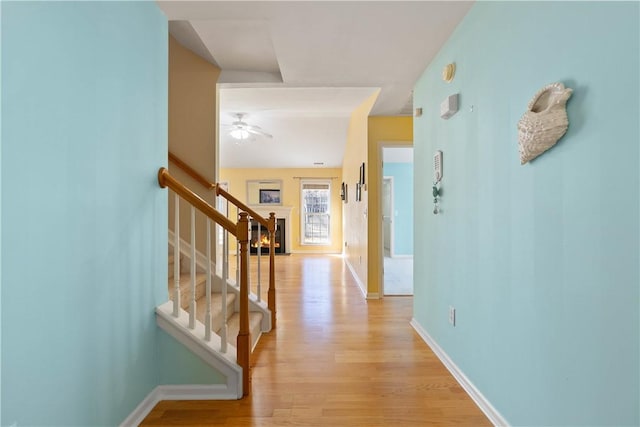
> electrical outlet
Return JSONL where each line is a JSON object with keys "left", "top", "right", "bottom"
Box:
{"left": 448, "top": 306, "right": 456, "bottom": 326}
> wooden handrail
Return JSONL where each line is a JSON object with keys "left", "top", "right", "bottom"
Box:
{"left": 215, "top": 183, "right": 272, "bottom": 231}
{"left": 168, "top": 152, "right": 216, "bottom": 191}
{"left": 158, "top": 168, "right": 236, "bottom": 235}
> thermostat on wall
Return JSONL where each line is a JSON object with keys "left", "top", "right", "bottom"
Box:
{"left": 440, "top": 94, "right": 459, "bottom": 120}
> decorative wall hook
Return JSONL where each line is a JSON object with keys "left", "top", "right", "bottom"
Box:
{"left": 433, "top": 183, "right": 441, "bottom": 214}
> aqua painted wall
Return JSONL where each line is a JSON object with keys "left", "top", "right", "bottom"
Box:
{"left": 383, "top": 163, "right": 413, "bottom": 256}
{"left": 413, "top": 2, "right": 639, "bottom": 425}
{"left": 1, "top": 2, "right": 170, "bottom": 425}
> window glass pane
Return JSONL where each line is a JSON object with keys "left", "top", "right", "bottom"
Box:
{"left": 301, "top": 181, "right": 331, "bottom": 244}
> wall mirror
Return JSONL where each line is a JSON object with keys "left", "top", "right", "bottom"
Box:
{"left": 247, "top": 180, "right": 283, "bottom": 205}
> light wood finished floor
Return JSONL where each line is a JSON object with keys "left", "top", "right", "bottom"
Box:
{"left": 142, "top": 254, "right": 491, "bottom": 426}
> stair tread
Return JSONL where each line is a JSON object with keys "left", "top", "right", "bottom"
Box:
{"left": 194, "top": 292, "right": 237, "bottom": 326}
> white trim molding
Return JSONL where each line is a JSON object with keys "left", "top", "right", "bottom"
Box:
{"left": 410, "top": 319, "right": 510, "bottom": 427}
{"left": 120, "top": 384, "right": 235, "bottom": 427}
{"left": 344, "top": 257, "right": 379, "bottom": 299}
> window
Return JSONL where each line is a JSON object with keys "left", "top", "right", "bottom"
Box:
{"left": 300, "top": 180, "right": 331, "bottom": 245}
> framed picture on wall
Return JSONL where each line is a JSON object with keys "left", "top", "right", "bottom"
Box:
{"left": 355, "top": 182, "right": 361, "bottom": 202}
{"left": 359, "top": 163, "right": 366, "bottom": 185}
{"left": 341, "top": 182, "right": 346, "bottom": 201}
{"left": 259, "top": 189, "right": 281, "bottom": 204}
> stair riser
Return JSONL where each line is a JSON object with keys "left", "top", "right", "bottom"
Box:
{"left": 169, "top": 276, "right": 207, "bottom": 310}
{"left": 210, "top": 297, "right": 237, "bottom": 332}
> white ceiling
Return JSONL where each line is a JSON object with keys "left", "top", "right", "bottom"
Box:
{"left": 157, "top": 1, "right": 473, "bottom": 168}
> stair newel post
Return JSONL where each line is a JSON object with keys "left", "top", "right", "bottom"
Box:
{"left": 173, "top": 193, "right": 181, "bottom": 318}
{"left": 189, "top": 206, "right": 196, "bottom": 329}
{"left": 268, "top": 212, "right": 277, "bottom": 329}
{"left": 237, "top": 212, "right": 252, "bottom": 396}
{"left": 204, "top": 218, "right": 212, "bottom": 342}
{"left": 256, "top": 220, "right": 262, "bottom": 302}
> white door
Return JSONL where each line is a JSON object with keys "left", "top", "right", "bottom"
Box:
{"left": 382, "top": 177, "right": 393, "bottom": 257}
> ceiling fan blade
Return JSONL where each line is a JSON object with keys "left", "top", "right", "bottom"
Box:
{"left": 246, "top": 127, "right": 273, "bottom": 138}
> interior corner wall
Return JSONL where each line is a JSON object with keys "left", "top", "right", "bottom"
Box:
{"left": 168, "top": 35, "right": 220, "bottom": 254}
{"left": 219, "top": 168, "right": 343, "bottom": 254}
{"left": 367, "top": 117, "right": 413, "bottom": 296}
{"left": 342, "top": 91, "right": 379, "bottom": 296}
{"left": 1, "top": 2, "right": 168, "bottom": 425}
{"left": 413, "top": 2, "right": 639, "bottom": 425}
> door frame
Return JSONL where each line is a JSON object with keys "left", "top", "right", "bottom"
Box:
{"left": 378, "top": 142, "right": 413, "bottom": 297}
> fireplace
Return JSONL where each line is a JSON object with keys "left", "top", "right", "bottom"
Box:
{"left": 250, "top": 218, "right": 286, "bottom": 255}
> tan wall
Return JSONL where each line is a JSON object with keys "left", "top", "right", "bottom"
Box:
{"left": 220, "top": 168, "right": 343, "bottom": 253}
{"left": 366, "top": 117, "right": 413, "bottom": 296}
{"left": 341, "top": 91, "right": 380, "bottom": 295}
{"left": 168, "top": 36, "right": 221, "bottom": 254}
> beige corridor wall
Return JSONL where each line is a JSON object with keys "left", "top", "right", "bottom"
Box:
{"left": 341, "top": 91, "right": 380, "bottom": 296}
{"left": 168, "top": 35, "right": 220, "bottom": 254}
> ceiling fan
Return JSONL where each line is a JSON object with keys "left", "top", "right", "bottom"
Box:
{"left": 225, "top": 113, "right": 273, "bottom": 141}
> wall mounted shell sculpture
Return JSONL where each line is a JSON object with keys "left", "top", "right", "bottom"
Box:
{"left": 517, "top": 82, "right": 573, "bottom": 164}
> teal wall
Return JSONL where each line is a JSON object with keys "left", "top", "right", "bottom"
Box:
{"left": 158, "top": 331, "right": 226, "bottom": 385}
{"left": 383, "top": 163, "right": 413, "bottom": 255}
{"left": 1, "top": 2, "right": 171, "bottom": 425}
{"left": 413, "top": 2, "right": 639, "bottom": 425}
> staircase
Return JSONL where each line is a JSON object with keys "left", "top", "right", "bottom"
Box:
{"left": 155, "top": 158, "right": 278, "bottom": 399}
{"left": 167, "top": 242, "right": 266, "bottom": 351}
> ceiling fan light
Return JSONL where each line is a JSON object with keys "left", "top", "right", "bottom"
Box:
{"left": 230, "top": 128, "right": 250, "bottom": 140}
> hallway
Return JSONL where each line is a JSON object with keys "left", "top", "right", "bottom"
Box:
{"left": 142, "top": 254, "right": 490, "bottom": 426}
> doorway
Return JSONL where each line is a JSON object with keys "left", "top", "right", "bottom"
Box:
{"left": 381, "top": 146, "right": 413, "bottom": 296}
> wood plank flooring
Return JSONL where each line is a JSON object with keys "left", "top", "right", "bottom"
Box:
{"left": 142, "top": 254, "right": 491, "bottom": 426}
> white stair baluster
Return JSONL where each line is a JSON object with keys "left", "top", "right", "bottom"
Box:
{"left": 173, "top": 193, "right": 181, "bottom": 318}
{"left": 189, "top": 206, "right": 196, "bottom": 329}
{"left": 246, "top": 218, "right": 252, "bottom": 296}
{"left": 256, "top": 220, "right": 262, "bottom": 302}
{"left": 236, "top": 239, "right": 240, "bottom": 286}
{"left": 221, "top": 226, "right": 229, "bottom": 353}
{"left": 223, "top": 199, "right": 229, "bottom": 283}
{"left": 204, "top": 218, "right": 212, "bottom": 341}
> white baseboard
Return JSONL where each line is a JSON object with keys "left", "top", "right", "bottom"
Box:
{"left": 120, "top": 384, "right": 237, "bottom": 427}
{"left": 344, "top": 257, "right": 366, "bottom": 297}
{"left": 410, "top": 319, "right": 510, "bottom": 427}
{"left": 344, "top": 258, "right": 380, "bottom": 299}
